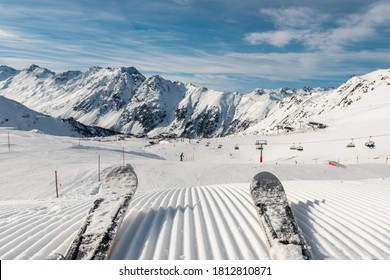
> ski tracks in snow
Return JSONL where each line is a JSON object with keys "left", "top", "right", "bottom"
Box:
{"left": 0, "top": 200, "right": 92, "bottom": 259}
{"left": 110, "top": 185, "right": 270, "bottom": 260}
{"left": 110, "top": 181, "right": 390, "bottom": 260}
{"left": 285, "top": 181, "right": 390, "bottom": 260}
{"left": 0, "top": 180, "right": 389, "bottom": 260}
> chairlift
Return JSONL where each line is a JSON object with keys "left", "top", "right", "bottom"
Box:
{"left": 218, "top": 144, "right": 223, "bottom": 149}
{"left": 346, "top": 138, "right": 355, "bottom": 148}
{"left": 365, "top": 136, "right": 375, "bottom": 148}
{"left": 255, "top": 140, "right": 267, "bottom": 146}
{"left": 234, "top": 144, "right": 239, "bottom": 150}
{"left": 290, "top": 143, "right": 297, "bottom": 150}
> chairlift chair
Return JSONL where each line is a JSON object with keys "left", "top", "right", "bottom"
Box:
{"left": 234, "top": 144, "right": 239, "bottom": 150}
{"left": 290, "top": 143, "right": 297, "bottom": 150}
{"left": 346, "top": 138, "right": 355, "bottom": 148}
{"left": 296, "top": 143, "right": 304, "bottom": 151}
{"left": 365, "top": 136, "right": 375, "bottom": 148}
{"left": 365, "top": 141, "right": 375, "bottom": 148}
{"left": 365, "top": 137, "right": 375, "bottom": 148}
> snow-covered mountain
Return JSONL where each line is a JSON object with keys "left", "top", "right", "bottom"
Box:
{"left": 0, "top": 66, "right": 18, "bottom": 81}
{"left": 244, "top": 69, "right": 390, "bottom": 136}
{"left": 1, "top": 64, "right": 389, "bottom": 138}
{"left": 0, "top": 95, "right": 116, "bottom": 137}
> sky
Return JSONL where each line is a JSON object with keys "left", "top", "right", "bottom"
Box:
{"left": 1, "top": 0, "right": 390, "bottom": 92}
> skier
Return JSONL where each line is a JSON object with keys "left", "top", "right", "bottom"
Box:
{"left": 180, "top": 152, "right": 184, "bottom": 162}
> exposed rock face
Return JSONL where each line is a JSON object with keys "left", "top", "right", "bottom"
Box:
{"left": 1, "top": 64, "right": 388, "bottom": 138}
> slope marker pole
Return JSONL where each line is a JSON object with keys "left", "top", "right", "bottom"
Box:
{"left": 55, "top": 170, "right": 59, "bottom": 198}
{"left": 7, "top": 132, "right": 10, "bottom": 151}
{"left": 122, "top": 147, "right": 125, "bottom": 166}
{"left": 98, "top": 155, "right": 101, "bottom": 182}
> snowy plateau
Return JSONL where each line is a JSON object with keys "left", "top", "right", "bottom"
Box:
{"left": 0, "top": 65, "right": 389, "bottom": 260}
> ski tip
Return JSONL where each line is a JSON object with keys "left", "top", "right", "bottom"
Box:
{"left": 250, "top": 171, "right": 283, "bottom": 194}
{"left": 107, "top": 164, "right": 135, "bottom": 175}
{"left": 252, "top": 171, "right": 281, "bottom": 184}
{"left": 105, "top": 164, "right": 138, "bottom": 183}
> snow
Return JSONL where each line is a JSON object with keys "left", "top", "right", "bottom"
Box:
{"left": 0, "top": 96, "right": 78, "bottom": 136}
{"left": 0, "top": 124, "right": 389, "bottom": 260}
{"left": 2, "top": 65, "right": 390, "bottom": 140}
{"left": 270, "top": 242, "right": 305, "bottom": 260}
{"left": 0, "top": 64, "right": 334, "bottom": 138}
{"left": 0, "top": 68, "right": 390, "bottom": 260}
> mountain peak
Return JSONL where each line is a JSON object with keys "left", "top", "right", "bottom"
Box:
{"left": 24, "top": 64, "right": 55, "bottom": 78}
{"left": 86, "top": 66, "right": 103, "bottom": 75}
{"left": 55, "top": 70, "right": 83, "bottom": 84}
{"left": 2, "top": 64, "right": 389, "bottom": 138}
{"left": 251, "top": 88, "right": 266, "bottom": 95}
{"left": 0, "top": 65, "right": 18, "bottom": 81}
{"left": 0, "top": 65, "right": 16, "bottom": 71}
{"left": 119, "top": 66, "right": 143, "bottom": 76}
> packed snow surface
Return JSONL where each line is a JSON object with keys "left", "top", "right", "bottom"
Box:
{"left": 0, "top": 127, "right": 389, "bottom": 260}
{"left": 1, "top": 67, "right": 390, "bottom": 260}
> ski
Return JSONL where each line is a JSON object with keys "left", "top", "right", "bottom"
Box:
{"left": 250, "top": 171, "right": 312, "bottom": 260}
{"left": 64, "top": 164, "right": 138, "bottom": 260}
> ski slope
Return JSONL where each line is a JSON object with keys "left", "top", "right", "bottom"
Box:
{"left": 0, "top": 199, "right": 92, "bottom": 259}
{"left": 0, "top": 128, "right": 389, "bottom": 260}
{"left": 109, "top": 179, "right": 390, "bottom": 260}
{"left": 1, "top": 179, "right": 389, "bottom": 260}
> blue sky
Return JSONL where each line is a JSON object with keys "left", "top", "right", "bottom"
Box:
{"left": 1, "top": 0, "right": 390, "bottom": 92}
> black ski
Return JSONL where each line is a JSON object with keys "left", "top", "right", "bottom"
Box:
{"left": 250, "top": 171, "right": 312, "bottom": 260}
{"left": 64, "top": 164, "right": 138, "bottom": 260}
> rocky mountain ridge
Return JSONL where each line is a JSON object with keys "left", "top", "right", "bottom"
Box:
{"left": 1, "top": 65, "right": 388, "bottom": 138}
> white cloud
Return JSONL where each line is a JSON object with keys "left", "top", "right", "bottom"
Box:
{"left": 259, "top": 7, "right": 328, "bottom": 29}
{"left": 343, "top": 0, "right": 390, "bottom": 26}
{"left": 2, "top": 35, "right": 390, "bottom": 92}
{"left": 1, "top": 1, "right": 389, "bottom": 92}
{"left": 246, "top": 1, "right": 390, "bottom": 51}
{"left": 0, "top": 28, "right": 18, "bottom": 39}
{"left": 244, "top": 30, "right": 299, "bottom": 47}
